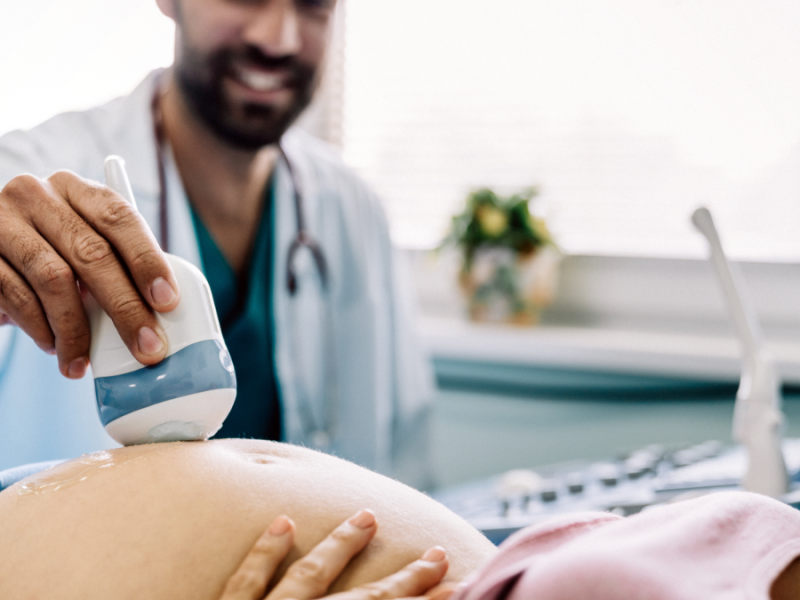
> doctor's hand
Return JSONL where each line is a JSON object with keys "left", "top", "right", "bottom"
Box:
{"left": 0, "top": 170, "right": 180, "bottom": 377}
{"left": 220, "top": 510, "right": 455, "bottom": 600}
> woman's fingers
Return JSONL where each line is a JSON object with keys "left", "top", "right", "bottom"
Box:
{"left": 220, "top": 512, "right": 451, "bottom": 600}
{"left": 220, "top": 516, "right": 296, "bottom": 600}
{"left": 267, "top": 509, "right": 378, "bottom": 600}
{"left": 331, "top": 546, "right": 451, "bottom": 600}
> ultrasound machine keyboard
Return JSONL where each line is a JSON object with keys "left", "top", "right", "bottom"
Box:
{"left": 433, "top": 439, "right": 800, "bottom": 544}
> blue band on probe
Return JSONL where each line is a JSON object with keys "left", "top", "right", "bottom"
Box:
{"left": 94, "top": 339, "right": 236, "bottom": 426}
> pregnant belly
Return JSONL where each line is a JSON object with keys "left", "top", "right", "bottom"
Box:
{"left": 0, "top": 439, "right": 495, "bottom": 600}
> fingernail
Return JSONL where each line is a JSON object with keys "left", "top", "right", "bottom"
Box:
{"left": 422, "top": 547, "right": 446, "bottom": 562}
{"left": 268, "top": 515, "right": 292, "bottom": 536}
{"left": 150, "top": 277, "right": 177, "bottom": 307}
{"left": 349, "top": 509, "right": 376, "bottom": 529}
{"left": 137, "top": 326, "right": 165, "bottom": 355}
{"left": 68, "top": 357, "right": 87, "bottom": 379}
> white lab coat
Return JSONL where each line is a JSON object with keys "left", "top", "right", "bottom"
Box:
{"left": 0, "top": 71, "right": 435, "bottom": 488}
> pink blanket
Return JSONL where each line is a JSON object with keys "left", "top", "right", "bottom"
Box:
{"left": 452, "top": 492, "right": 800, "bottom": 600}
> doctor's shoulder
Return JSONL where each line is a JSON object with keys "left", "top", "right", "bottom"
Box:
{"left": 0, "top": 91, "right": 138, "bottom": 188}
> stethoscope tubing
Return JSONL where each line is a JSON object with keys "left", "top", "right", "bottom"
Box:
{"left": 151, "top": 87, "right": 335, "bottom": 446}
{"left": 151, "top": 89, "right": 327, "bottom": 293}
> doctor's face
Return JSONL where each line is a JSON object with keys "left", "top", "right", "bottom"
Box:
{"left": 162, "top": 0, "right": 337, "bottom": 150}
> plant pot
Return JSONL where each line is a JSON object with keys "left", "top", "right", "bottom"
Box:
{"left": 459, "top": 245, "right": 562, "bottom": 325}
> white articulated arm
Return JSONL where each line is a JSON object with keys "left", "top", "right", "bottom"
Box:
{"left": 691, "top": 207, "right": 788, "bottom": 497}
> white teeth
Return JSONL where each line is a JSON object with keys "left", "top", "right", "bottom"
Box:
{"left": 237, "top": 68, "right": 283, "bottom": 92}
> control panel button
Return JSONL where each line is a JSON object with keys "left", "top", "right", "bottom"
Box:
{"left": 541, "top": 488, "right": 558, "bottom": 502}
{"left": 593, "top": 463, "right": 620, "bottom": 487}
{"left": 565, "top": 472, "right": 584, "bottom": 494}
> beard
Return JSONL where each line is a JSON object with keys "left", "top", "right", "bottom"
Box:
{"left": 174, "top": 41, "right": 319, "bottom": 151}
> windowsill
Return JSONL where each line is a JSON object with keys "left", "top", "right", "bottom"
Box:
{"left": 419, "top": 316, "right": 800, "bottom": 386}
{"left": 410, "top": 251, "right": 800, "bottom": 387}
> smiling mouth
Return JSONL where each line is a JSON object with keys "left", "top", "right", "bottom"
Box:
{"left": 233, "top": 66, "right": 289, "bottom": 93}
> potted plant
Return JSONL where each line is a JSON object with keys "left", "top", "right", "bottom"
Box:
{"left": 441, "top": 187, "right": 560, "bottom": 325}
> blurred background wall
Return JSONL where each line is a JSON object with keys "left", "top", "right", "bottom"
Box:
{"left": 3, "top": 0, "right": 800, "bottom": 490}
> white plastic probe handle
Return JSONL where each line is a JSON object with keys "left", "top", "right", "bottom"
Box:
{"left": 691, "top": 207, "right": 761, "bottom": 357}
{"left": 104, "top": 156, "right": 138, "bottom": 211}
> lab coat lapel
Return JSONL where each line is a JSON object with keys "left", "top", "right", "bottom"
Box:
{"left": 101, "top": 72, "right": 162, "bottom": 203}
{"left": 109, "top": 70, "right": 202, "bottom": 270}
{"left": 158, "top": 143, "right": 202, "bottom": 270}
{"left": 271, "top": 148, "right": 327, "bottom": 448}
{"left": 274, "top": 132, "right": 389, "bottom": 474}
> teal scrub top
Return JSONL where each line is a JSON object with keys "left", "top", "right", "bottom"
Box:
{"left": 190, "top": 183, "right": 281, "bottom": 440}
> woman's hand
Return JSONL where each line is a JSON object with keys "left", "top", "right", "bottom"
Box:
{"left": 219, "top": 509, "right": 454, "bottom": 600}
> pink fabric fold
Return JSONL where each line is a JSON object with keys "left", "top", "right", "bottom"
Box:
{"left": 453, "top": 492, "right": 800, "bottom": 600}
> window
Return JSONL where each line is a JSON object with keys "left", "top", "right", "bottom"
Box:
{"left": 5, "top": 1, "right": 800, "bottom": 263}
{"left": 340, "top": 0, "right": 800, "bottom": 260}
{"left": 0, "top": 1, "right": 173, "bottom": 135}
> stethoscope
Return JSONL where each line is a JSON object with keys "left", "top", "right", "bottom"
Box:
{"left": 151, "top": 89, "right": 337, "bottom": 449}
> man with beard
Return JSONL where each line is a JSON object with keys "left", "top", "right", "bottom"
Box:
{"left": 0, "top": 0, "right": 433, "bottom": 487}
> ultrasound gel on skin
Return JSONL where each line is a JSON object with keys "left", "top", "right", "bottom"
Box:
{"left": 88, "top": 156, "right": 237, "bottom": 446}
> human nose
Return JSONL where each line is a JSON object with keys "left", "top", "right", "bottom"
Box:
{"left": 242, "top": 0, "right": 302, "bottom": 57}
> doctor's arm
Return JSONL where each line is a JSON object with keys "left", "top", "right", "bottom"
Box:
{"left": 0, "top": 170, "right": 180, "bottom": 377}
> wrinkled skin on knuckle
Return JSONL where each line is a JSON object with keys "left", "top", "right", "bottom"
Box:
{"left": 56, "top": 321, "right": 90, "bottom": 352}
{"left": 0, "top": 275, "right": 37, "bottom": 318}
{"left": 288, "top": 557, "right": 330, "bottom": 589}
{"left": 18, "top": 236, "right": 45, "bottom": 275}
{"left": 0, "top": 272, "right": 52, "bottom": 343}
{"left": 49, "top": 304, "right": 90, "bottom": 357}
{"left": 97, "top": 197, "right": 138, "bottom": 231}
{"left": 107, "top": 293, "right": 147, "bottom": 326}
{"left": 127, "top": 245, "right": 163, "bottom": 275}
{"left": 37, "top": 259, "right": 75, "bottom": 298}
{"left": 73, "top": 231, "right": 115, "bottom": 270}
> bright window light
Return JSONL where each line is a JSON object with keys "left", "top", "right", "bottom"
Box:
{"left": 0, "top": 1, "right": 174, "bottom": 135}
{"left": 342, "top": 0, "right": 800, "bottom": 259}
{"left": 5, "top": 1, "right": 799, "bottom": 261}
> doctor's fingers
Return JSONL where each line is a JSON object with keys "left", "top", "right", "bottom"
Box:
{"left": 266, "top": 510, "right": 379, "bottom": 600}
{"left": 323, "top": 548, "right": 452, "bottom": 600}
{"left": 219, "top": 516, "right": 296, "bottom": 600}
{"left": 47, "top": 171, "right": 180, "bottom": 313}
{"left": 0, "top": 174, "right": 169, "bottom": 371}
{"left": 0, "top": 255, "right": 56, "bottom": 354}
{"left": 0, "top": 226, "right": 93, "bottom": 376}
